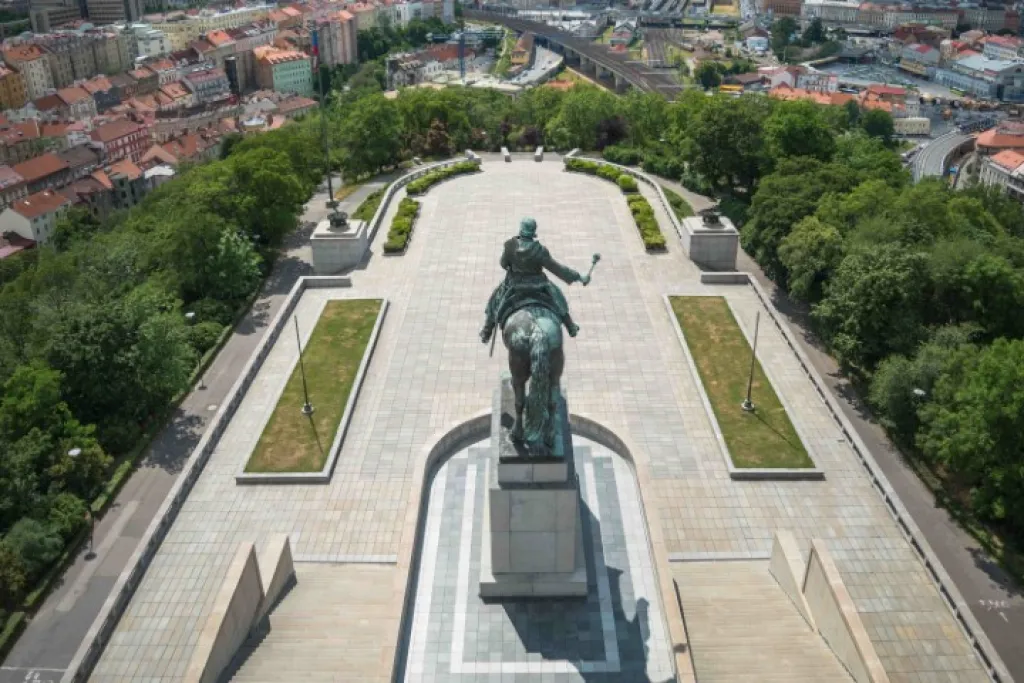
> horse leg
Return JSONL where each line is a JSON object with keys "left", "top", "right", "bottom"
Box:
{"left": 508, "top": 349, "right": 529, "bottom": 443}
{"left": 545, "top": 345, "right": 565, "bottom": 450}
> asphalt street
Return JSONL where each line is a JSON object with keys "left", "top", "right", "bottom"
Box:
{"left": 0, "top": 177, "right": 382, "bottom": 683}
{"left": 913, "top": 131, "right": 973, "bottom": 181}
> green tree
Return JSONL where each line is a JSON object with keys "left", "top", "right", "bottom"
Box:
{"left": 337, "top": 94, "right": 403, "bottom": 179}
{"left": 778, "top": 216, "right": 844, "bottom": 301}
{"left": 861, "top": 108, "right": 895, "bottom": 144}
{"left": 802, "top": 17, "right": 825, "bottom": 44}
{"left": 544, "top": 86, "right": 620, "bottom": 150}
{"left": 52, "top": 207, "right": 101, "bottom": 252}
{"left": 812, "top": 244, "right": 929, "bottom": 371}
{"left": 695, "top": 61, "right": 722, "bottom": 90}
{"left": 690, "top": 95, "right": 771, "bottom": 194}
{"left": 771, "top": 17, "right": 798, "bottom": 54}
{"left": 0, "top": 540, "right": 28, "bottom": 606}
{"left": 4, "top": 518, "right": 63, "bottom": 577}
{"left": 763, "top": 99, "right": 836, "bottom": 162}
{"left": 917, "top": 339, "right": 1024, "bottom": 527}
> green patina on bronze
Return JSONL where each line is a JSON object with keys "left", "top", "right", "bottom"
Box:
{"left": 480, "top": 218, "right": 598, "bottom": 457}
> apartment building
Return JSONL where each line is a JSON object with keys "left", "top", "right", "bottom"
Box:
{"left": 181, "top": 65, "right": 230, "bottom": 104}
{"left": 0, "top": 66, "right": 27, "bottom": 110}
{"left": 148, "top": 5, "right": 274, "bottom": 51}
{"left": 86, "top": 0, "right": 143, "bottom": 24}
{"left": 0, "top": 189, "right": 71, "bottom": 244}
{"left": 314, "top": 10, "right": 356, "bottom": 67}
{"left": 254, "top": 46, "right": 312, "bottom": 96}
{"left": 3, "top": 44, "right": 54, "bottom": 100}
{"left": 90, "top": 118, "right": 149, "bottom": 162}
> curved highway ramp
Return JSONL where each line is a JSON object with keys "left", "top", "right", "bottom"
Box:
{"left": 673, "top": 560, "right": 853, "bottom": 682}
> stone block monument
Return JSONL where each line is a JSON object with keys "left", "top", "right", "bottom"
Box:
{"left": 477, "top": 216, "right": 600, "bottom": 599}
{"left": 311, "top": 210, "right": 368, "bottom": 274}
{"left": 479, "top": 376, "right": 588, "bottom": 598}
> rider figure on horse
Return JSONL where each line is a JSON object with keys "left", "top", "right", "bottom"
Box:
{"left": 480, "top": 217, "right": 589, "bottom": 344}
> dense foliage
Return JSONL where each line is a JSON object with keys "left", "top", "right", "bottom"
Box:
{"left": 405, "top": 160, "right": 480, "bottom": 196}
{"left": 0, "top": 125, "right": 318, "bottom": 608}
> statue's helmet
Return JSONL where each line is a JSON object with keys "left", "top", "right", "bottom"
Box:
{"left": 519, "top": 217, "right": 537, "bottom": 239}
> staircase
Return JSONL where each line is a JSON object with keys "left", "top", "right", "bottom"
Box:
{"left": 226, "top": 563, "right": 396, "bottom": 683}
{"left": 673, "top": 560, "right": 853, "bottom": 683}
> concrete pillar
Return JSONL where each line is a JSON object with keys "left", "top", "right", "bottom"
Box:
{"left": 613, "top": 72, "right": 628, "bottom": 92}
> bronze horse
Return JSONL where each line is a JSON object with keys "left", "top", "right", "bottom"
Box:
{"left": 502, "top": 304, "right": 565, "bottom": 457}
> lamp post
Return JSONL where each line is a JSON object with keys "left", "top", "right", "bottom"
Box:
{"left": 294, "top": 316, "right": 315, "bottom": 417}
{"left": 185, "top": 311, "right": 205, "bottom": 389}
{"left": 68, "top": 448, "right": 96, "bottom": 560}
{"left": 741, "top": 311, "right": 761, "bottom": 412}
{"left": 314, "top": 27, "right": 339, "bottom": 217}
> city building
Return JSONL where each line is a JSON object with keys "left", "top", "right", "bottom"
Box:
{"left": 314, "top": 10, "right": 357, "bottom": 67}
{"left": 608, "top": 19, "right": 637, "bottom": 46}
{"left": 0, "top": 66, "right": 27, "bottom": 110}
{"left": 56, "top": 85, "right": 97, "bottom": 119}
{"left": 35, "top": 32, "right": 100, "bottom": 89}
{"left": 976, "top": 121, "right": 1024, "bottom": 155}
{"left": 899, "top": 43, "right": 939, "bottom": 77}
{"left": 128, "top": 65, "right": 159, "bottom": 94}
{"left": 935, "top": 54, "right": 1024, "bottom": 101}
{"left": 893, "top": 116, "right": 930, "bottom": 135}
{"left": 89, "top": 117, "right": 149, "bottom": 161}
{"left": 979, "top": 149, "right": 1024, "bottom": 201}
{"left": 86, "top": 0, "right": 143, "bottom": 25}
{"left": 346, "top": 2, "right": 378, "bottom": 32}
{"left": 28, "top": 0, "right": 82, "bottom": 33}
{"left": 858, "top": 84, "right": 918, "bottom": 116}
{"left": 12, "top": 152, "right": 70, "bottom": 193}
{"left": 131, "top": 24, "right": 172, "bottom": 58}
{"left": 962, "top": 7, "right": 1020, "bottom": 34}
{"left": 982, "top": 35, "right": 1024, "bottom": 62}
{"left": 763, "top": 0, "right": 800, "bottom": 18}
{"left": 511, "top": 32, "right": 534, "bottom": 67}
{"left": 181, "top": 65, "right": 231, "bottom": 104}
{"left": 254, "top": 46, "right": 312, "bottom": 96}
{"left": 147, "top": 5, "right": 274, "bottom": 51}
{"left": 800, "top": 0, "right": 859, "bottom": 26}
{"left": 3, "top": 44, "right": 54, "bottom": 100}
{"left": 0, "top": 188, "right": 70, "bottom": 244}
{"left": 0, "top": 121, "right": 47, "bottom": 164}
{"left": 0, "top": 165, "right": 28, "bottom": 208}
{"left": 57, "top": 143, "right": 100, "bottom": 180}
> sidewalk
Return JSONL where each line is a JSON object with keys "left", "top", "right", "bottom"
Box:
{"left": 0, "top": 176, "right": 379, "bottom": 683}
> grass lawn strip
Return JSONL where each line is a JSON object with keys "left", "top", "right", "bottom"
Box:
{"left": 670, "top": 296, "right": 813, "bottom": 469}
{"left": 245, "top": 299, "right": 381, "bottom": 473}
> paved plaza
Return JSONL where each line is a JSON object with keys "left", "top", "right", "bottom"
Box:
{"left": 89, "top": 160, "right": 989, "bottom": 682}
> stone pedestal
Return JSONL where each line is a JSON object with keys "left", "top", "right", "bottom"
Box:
{"left": 311, "top": 216, "right": 368, "bottom": 274}
{"left": 479, "top": 377, "right": 588, "bottom": 598}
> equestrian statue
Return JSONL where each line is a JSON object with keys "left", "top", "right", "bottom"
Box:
{"left": 480, "top": 217, "right": 599, "bottom": 457}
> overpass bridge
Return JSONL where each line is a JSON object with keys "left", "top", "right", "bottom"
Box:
{"left": 465, "top": 9, "right": 686, "bottom": 98}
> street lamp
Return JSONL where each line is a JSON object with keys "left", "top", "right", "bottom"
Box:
{"left": 294, "top": 316, "right": 315, "bottom": 417}
{"left": 67, "top": 448, "right": 96, "bottom": 559}
{"left": 741, "top": 311, "right": 761, "bottom": 412}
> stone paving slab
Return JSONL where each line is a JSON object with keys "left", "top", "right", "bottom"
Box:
{"left": 91, "top": 160, "right": 988, "bottom": 683}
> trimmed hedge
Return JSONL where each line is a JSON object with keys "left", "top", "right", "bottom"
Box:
{"left": 567, "top": 158, "right": 668, "bottom": 252}
{"left": 384, "top": 197, "right": 420, "bottom": 253}
{"left": 405, "top": 160, "right": 479, "bottom": 196}
{"left": 602, "top": 145, "right": 645, "bottom": 166}
{"left": 661, "top": 186, "right": 694, "bottom": 219}
{"left": 352, "top": 186, "right": 387, "bottom": 221}
{"left": 627, "top": 194, "right": 667, "bottom": 251}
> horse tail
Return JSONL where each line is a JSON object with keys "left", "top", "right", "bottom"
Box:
{"left": 525, "top": 326, "right": 551, "bottom": 438}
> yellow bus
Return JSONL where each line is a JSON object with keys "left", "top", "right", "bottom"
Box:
{"left": 718, "top": 84, "right": 743, "bottom": 95}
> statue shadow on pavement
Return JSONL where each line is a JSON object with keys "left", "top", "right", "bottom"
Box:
{"left": 498, "top": 498, "right": 672, "bottom": 683}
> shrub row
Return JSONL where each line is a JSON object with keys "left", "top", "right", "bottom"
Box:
{"left": 352, "top": 186, "right": 387, "bottom": 221}
{"left": 384, "top": 197, "right": 420, "bottom": 253}
{"left": 566, "top": 158, "right": 667, "bottom": 252}
{"left": 627, "top": 194, "right": 667, "bottom": 251}
{"left": 405, "top": 160, "right": 479, "bottom": 196}
{"left": 602, "top": 145, "right": 688, "bottom": 183}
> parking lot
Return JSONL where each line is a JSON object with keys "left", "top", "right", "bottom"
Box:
{"left": 820, "top": 63, "right": 961, "bottom": 100}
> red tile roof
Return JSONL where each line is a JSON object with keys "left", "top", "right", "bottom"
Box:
{"left": 12, "top": 153, "right": 68, "bottom": 183}
{"left": 57, "top": 86, "right": 91, "bottom": 105}
{"left": 990, "top": 149, "right": 1024, "bottom": 171}
{"left": 10, "top": 189, "right": 70, "bottom": 219}
{"left": 3, "top": 44, "right": 47, "bottom": 63}
{"left": 108, "top": 158, "right": 143, "bottom": 180}
{"left": 91, "top": 119, "right": 146, "bottom": 144}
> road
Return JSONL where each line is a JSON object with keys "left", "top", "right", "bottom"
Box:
{"left": 466, "top": 9, "right": 686, "bottom": 98}
{"left": 913, "top": 130, "right": 973, "bottom": 181}
{"left": 0, "top": 177, "right": 384, "bottom": 683}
